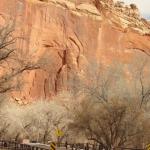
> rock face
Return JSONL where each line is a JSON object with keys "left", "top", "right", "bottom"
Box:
{"left": 0, "top": 0, "right": 150, "bottom": 102}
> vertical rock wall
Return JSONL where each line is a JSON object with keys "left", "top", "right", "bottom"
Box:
{"left": 0, "top": 0, "right": 150, "bottom": 102}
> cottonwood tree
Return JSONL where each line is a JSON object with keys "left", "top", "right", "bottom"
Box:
{"left": 68, "top": 60, "right": 150, "bottom": 148}
{"left": 127, "top": 58, "right": 150, "bottom": 108}
{"left": 69, "top": 98, "right": 149, "bottom": 149}
{"left": 0, "top": 20, "right": 43, "bottom": 140}
{"left": 138, "top": 61, "right": 150, "bottom": 108}
{"left": 0, "top": 96, "right": 11, "bottom": 139}
{"left": 69, "top": 62, "right": 123, "bottom": 103}
{"left": 0, "top": 95, "right": 70, "bottom": 142}
{"left": 0, "top": 98, "right": 17, "bottom": 139}
{"left": 0, "top": 100, "right": 30, "bottom": 141}
{"left": 0, "top": 21, "right": 40, "bottom": 94}
{"left": 70, "top": 59, "right": 150, "bottom": 107}
{"left": 14, "top": 100, "right": 69, "bottom": 143}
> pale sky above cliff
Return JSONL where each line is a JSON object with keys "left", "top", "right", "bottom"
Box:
{"left": 122, "top": 0, "right": 150, "bottom": 19}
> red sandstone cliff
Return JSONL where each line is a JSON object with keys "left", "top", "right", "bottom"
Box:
{"left": 0, "top": 0, "right": 150, "bottom": 103}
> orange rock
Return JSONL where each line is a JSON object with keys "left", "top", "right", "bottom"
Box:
{"left": 0, "top": 0, "right": 150, "bottom": 101}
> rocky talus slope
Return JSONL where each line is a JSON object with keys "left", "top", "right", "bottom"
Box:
{"left": 0, "top": 0, "right": 150, "bottom": 103}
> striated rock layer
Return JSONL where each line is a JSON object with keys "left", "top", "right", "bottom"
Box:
{"left": 0, "top": 0, "right": 150, "bottom": 102}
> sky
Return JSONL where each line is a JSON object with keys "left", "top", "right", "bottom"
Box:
{"left": 122, "top": 0, "right": 150, "bottom": 19}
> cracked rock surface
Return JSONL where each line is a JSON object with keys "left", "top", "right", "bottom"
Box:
{"left": 0, "top": 0, "right": 150, "bottom": 102}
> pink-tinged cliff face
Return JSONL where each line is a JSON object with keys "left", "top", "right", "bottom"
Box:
{"left": 0, "top": 0, "right": 150, "bottom": 102}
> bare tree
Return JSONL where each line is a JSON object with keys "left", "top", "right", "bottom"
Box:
{"left": 138, "top": 61, "right": 150, "bottom": 107}
{"left": 0, "top": 93, "right": 70, "bottom": 142}
{"left": 69, "top": 62, "right": 122, "bottom": 103}
{"left": 69, "top": 98, "right": 149, "bottom": 149}
{"left": 67, "top": 56, "right": 150, "bottom": 147}
{"left": 0, "top": 21, "right": 40, "bottom": 94}
{"left": 14, "top": 100, "right": 69, "bottom": 143}
{"left": 0, "top": 20, "right": 44, "bottom": 140}
{"left": 128, "top": 58, "right": 150, "bottom": 108}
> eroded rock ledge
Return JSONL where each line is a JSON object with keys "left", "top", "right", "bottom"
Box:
{"left": 32, "top": 0, "right": 150, "bottom": 35}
